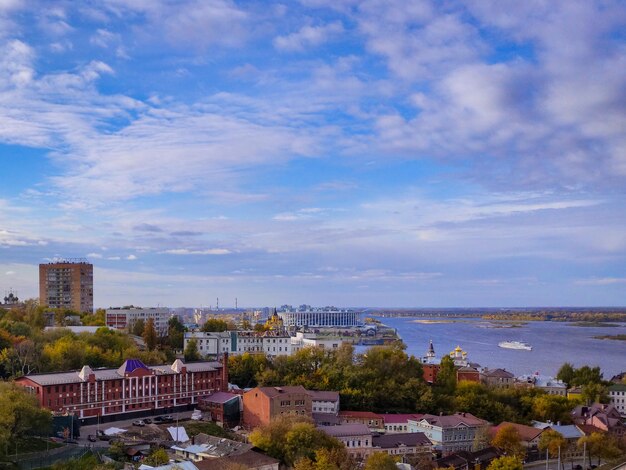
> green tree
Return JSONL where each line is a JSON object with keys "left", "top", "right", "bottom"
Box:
{"left": 0, "top": 383, "right": 52, "bottom": 451}
{"left": 184, "top": 338, "right": 200, "bottom": 362}
{"left": 167, "top": 316, "right": 185, "bottom": 349}
{"left": 142, "top": 318, "right": 158, "bottom": 351}
{"left": 577, "top": 432, "right": 621, "bottom": 466}
{"left": 571, "top": 366, "right": 603, "bottom": 387}
{"left": 581, "top": 383, "right": 608, "bottom": 405}
{"left": 131, "top": 318, "right": 145, "bottom": 336}
{"left": 487, "top": 456, "right": 523, "bottom": 470}
{"left": 492, "top": 424, "right": 525, "bottom": 459}
{"left": 556, "top": 363, "right": 575, "bottom": 387}
{"left": 201, "top": 318, "right": 229, "bottom": 332}
{"left": 228, "top": 352, "right": 268, "bottom": 388}
{"left": 436, "top": 355, "right": 457, "bottom": 394}
{"left": 364, "top": 452, "right": 398, "bottom": 470}
{"left": 473, "top": 426, "right": 492, "bottom": 451}
{"left": 538, "top": 429, "right": 566, "bottom": 459}
{"left": 145, "top": 448, "right": 169, "bottom": 466}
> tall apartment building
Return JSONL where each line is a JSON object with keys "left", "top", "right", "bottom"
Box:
{"left": 39, "top": 260, "right": 93, "bottom": 313}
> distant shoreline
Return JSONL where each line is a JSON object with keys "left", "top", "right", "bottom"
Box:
{"left": 593, "top": 334, "right": 626, "bottom": 341}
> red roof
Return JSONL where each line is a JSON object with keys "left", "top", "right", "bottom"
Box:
{"left": 382, "top": 413, "right": 424, "bottom": 424}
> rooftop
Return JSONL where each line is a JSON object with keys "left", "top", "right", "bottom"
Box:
{"left": 16, "top": 359, "right": 222, "bottom": 386}
{"left": 492, "top": 422, "right": 543, "bottom": 442}
{"left": 318, "top": 424, "right": 371, "bottom": 438}
{"left": 194, "top": 450, "right": 279, "bottom": 470}
{"left": 412, "top": 412, "right": 488, "bottom": 428}
{"left": 201, "top": 391, "right": 240, "bottom": 405}
{"left": 251, "top": 385, "right": 309, "bottom": 398}
{"left": 373, "top": 432, "right": 431, "bottom": 448}
{"left": 381, "top": 413, "right": 424, "bottom": 424}
{"left": 339, "top": 410, "right": 382, "bottom": 419}
{"left": 307, "top": 390, "right": 340, "bottom": 402}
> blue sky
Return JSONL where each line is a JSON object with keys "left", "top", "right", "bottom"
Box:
{"left": 1, "top": 0, "right": 626, "bottom": 308}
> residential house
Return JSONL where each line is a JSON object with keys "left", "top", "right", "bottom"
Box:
{"left": 491, "top": 422, "right": 544, "bottom": 461}
{"left": 339, "top": 410, "right": 385, "bottom": 433}
{"left": 608, "top": 384, "right": 626, "bottom": 417}
{"left": 308, "top": 390, "right": 340, "bottom": 415}
{"left": 481, "top": 369, "right": 515, "bottom": 389}
{"left": 457, "top": 366, "right": 480, "bottom": 383}
{"left": 434, "top": 447, "right": 502, "bottom": 470}
{"left": 408, "top": 413, "right": 489, "bottom": 456}
{"left": 532, "top": 423, "right": 585, "bottom": 460}
{"left": 571, "top": 403, "right": 626, "bottom": 441}
{"left": 318, "top": 424, "right": 373, "bottom": 460}
{"left": 199, "top": 391, "right": 241, "bottom": 427}
{"left": 517, "top": 374, "right": 567, "bottom": 396}
{"left": 382, "top": 414, "right": 424, "bottom": 434}
{"left": 372, "top": 432, "right": 433, "bottom": 460}
{"left": 195, "top": 450, "right": 280, "bottom": 470}
{"left": 242, "top": 385, "right": 312, "bottom": 428}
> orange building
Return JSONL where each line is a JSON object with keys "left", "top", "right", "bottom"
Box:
{"left": 242, "top": 385, "right": 312, "bottom": 428}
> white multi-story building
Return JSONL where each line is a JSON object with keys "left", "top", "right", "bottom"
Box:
{"left": 608, "top": 383, "right": 626, "bottom": 417}
{"left": 290, "top": 332, "right": 343, "bottom": 351}
{"left": 308, "top": 390, "right": 340, "bottom": 415}
{"left": 278, "top": 309, "right": 362, "bottom": 328}
{"left": 106, "top": 307, "right": 171, "bottom": 336}
{"left": 184, "top": 331, "right": 293, "bottom": 357}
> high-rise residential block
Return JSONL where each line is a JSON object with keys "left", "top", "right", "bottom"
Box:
{"left": 39, "top": 259, "right": 94, "bottom": 313}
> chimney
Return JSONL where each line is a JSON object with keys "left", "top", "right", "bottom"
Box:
{"left": 221, "top": 352, "right": 229, "bottom": 391}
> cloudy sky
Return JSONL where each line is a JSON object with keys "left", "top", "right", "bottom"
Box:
{"left": 1, "top": 0, "right": 625, "bottom": 308}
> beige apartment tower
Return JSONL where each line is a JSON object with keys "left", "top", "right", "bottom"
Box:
{"left": 39, "top": 260, "right": 93, "bottom": 313}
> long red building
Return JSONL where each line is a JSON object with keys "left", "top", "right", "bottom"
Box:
{"left": 15, "top": 356, "right": 228, "bottom": 420}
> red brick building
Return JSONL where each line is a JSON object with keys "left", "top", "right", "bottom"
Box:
{"left": 456, "top": 366, "right": 480, "bottom": 383}
{"left": 242, "top": 385, "right": 312, "bottom": 428}
{"left": 15, "top": 357, "right": 228, "bottom": 420}
{"left": 423, "top": 363, "right": 440, "bottom": 383}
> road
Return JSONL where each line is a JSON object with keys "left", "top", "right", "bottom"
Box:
{"left": 76, "top": 410, "right": 197, "bottom": 447}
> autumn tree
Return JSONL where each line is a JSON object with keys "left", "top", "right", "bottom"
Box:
{"left": 143, "top": 318, "right": 157, "bottom": 351}
{"left": 487, "top": 456, "right": 523, "bottom": 470}
{"left": 492, "top": 424, "right": 525, "bottom": 459}
{"left": 538, "top": 429, "right": 566, "bottom": 459}
{"left": 249, "top": 415, "right": 343, "bottom": 466}
{"left": 364, "top": 452, "right": 398, "bottom": 470}
{"left": 201, "top": 318, "right": 229, "bottom": 332}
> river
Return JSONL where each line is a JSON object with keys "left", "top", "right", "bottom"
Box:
{"left": 371, "top": 316, "right": 626, "bottom": 378}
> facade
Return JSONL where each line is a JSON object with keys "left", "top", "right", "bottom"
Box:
{"left": 608, "top": 383, "right": 626, "bottom": 417}
{"left": 457, "top": 366, "right": 480, "bottom": 383}
{"left": 423, "top": 364, "right": 439, "bottom": 384}
{"left": 408, "top": 413, "right": 489, "bottom": 456}
{"left": 184, "top": 331, "right": 294, "bottom": 357}
{"left": 517, "top": 374, "right": 567, "bottom": 395}
{"left": 317, "top": 424, "right": 372, "bottom": 459}
{"left": 308, "top": 390, "right": 340, "bottom": 415}
{"left": 39, "top": 260, "right": 93, "bottom": 313}
{"left": 199, "top": 391, "right": 241, "bottom": 427}
{"left": 338, "top": 410, "right": 384, "bottom": 432}
{"left": 106, "top": 307, "right": 171, "bottom": 336}
{"left": 278, "top": 309, "right": 362, "bottom": 327}
{"left": 481, "top": 368, "right": 515, "bottom": 388}
{"left": 15, "top": 357, "right": 228, "bottom": 419}
{"left": 291, "top": 332, "right": 343, "bottom": 350}
{"left": 372, "top": 432, "right": 433, "bottom": 459}
{"left": 383, "top": 414, "right": 424, "bottom": 434}
{"left": 242, "top": 385, "right": 312, "bottom": 428}
{"left": 185, "top": 332, "right": 232, "bottom": 356}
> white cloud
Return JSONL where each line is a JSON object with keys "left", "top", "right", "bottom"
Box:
{"left": 86, "top": 252, "right": 103, "bottom": 259}
{"left": 274, "top": 21, "right": 344, "bottom": 52}
{"left": 126, "top": 254, "right": 137, "bottom": 260}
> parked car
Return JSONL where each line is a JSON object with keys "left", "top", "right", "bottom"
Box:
{"left": 162, "top": 415, "right": 174, "bottom": 422}
{"left": 132, "top": 420, "right": 146, "bottom": 427}
{"left": 87, "top": 435, "right": 97, "bottom": 442}
{"left": 144, "top": 418, "right": 152, "bottom": 424}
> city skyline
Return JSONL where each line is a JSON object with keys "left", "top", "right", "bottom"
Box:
{"left": 1, "top": 1, "right": 626, "bottom": 307}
